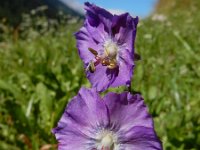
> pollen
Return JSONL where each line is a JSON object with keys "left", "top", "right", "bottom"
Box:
{"left": 104, "top": 40, "right": 118, "bottom": 58}
{"left": 87, "top": 40, "right": 119, "bottom": 71}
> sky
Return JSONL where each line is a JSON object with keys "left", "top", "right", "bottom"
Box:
{"left": 77, "top": 0, "right": 158, "bottom": 17}
{"left": 60, "top": 0, "right": 158, "bottom": 18}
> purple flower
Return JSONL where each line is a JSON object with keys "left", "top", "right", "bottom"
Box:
{"left": 52, "top": 87, "right": 162, "bottom": 150}
{"left": 75, "top": 2, "right": 138, "bottom": 92}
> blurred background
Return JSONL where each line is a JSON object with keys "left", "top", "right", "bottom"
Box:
{"left": 0, "top": 0, "right": 199, "bottom": 149}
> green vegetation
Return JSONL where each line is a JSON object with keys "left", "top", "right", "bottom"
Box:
{"left": 0, "top": 1, "right": 200, "bottom": 150}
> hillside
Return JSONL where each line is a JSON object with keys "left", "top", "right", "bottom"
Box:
{"left": 155, "top": 0, "right": 198, "bottom": 14}
{"left": 0, "top": 0, "right": 83, "bottom": 27}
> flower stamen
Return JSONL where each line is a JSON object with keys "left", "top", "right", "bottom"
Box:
{"left": 88, "top": 47, "right": 118, "bottom": 71}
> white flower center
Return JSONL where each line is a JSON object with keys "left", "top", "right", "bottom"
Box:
{"left": 95, "top": 130, "right": 120, "bottom": 150}
{"left": 101, "top": 134, "right": 114, "bottom": 149}
{"left": 104, "top": 40, "right": 118, "bottom": 58}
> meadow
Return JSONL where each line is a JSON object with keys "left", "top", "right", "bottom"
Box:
{"left": 0, "top": 2, "right": 200, "bottom": 150}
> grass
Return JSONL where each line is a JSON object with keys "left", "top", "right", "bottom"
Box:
{"left": 0, "top": 4, "right": 200, "bottom": 150}
{"left": 134, "top": 12, "right": 200, "bottom": 149}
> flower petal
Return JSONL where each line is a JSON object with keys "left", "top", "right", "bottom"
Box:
{"left": 87, "top": 65, "right": 119, "bottom": 92}
{"left": 104, "top": 92, "right": 153, "bottom": 132}
{"left": 52, "top": 87, "right": 109, "bottom": 149}
{"left": 112, "top": 14, "right": 138, "bottom": 46}
{"left": 111, "top": 49, "right": 134, "bottom": 87}
{"left": 75, "top": 26, "right": 101, "bottom": 64}
{"left": 119, "top": 126, "right": 162, "bottom": 150}
{"left": 85, "top": 21, "right": 108, "bottom": 44}
{"left": 84, "top": 2, "right": 113, "bottom": 31}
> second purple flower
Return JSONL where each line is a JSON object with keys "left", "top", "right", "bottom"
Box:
{"left": 52, "top": 87, "right": 162, "bottom": 150}
{"left": 75, "top": 2, "right": 138, "bottom": 92}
